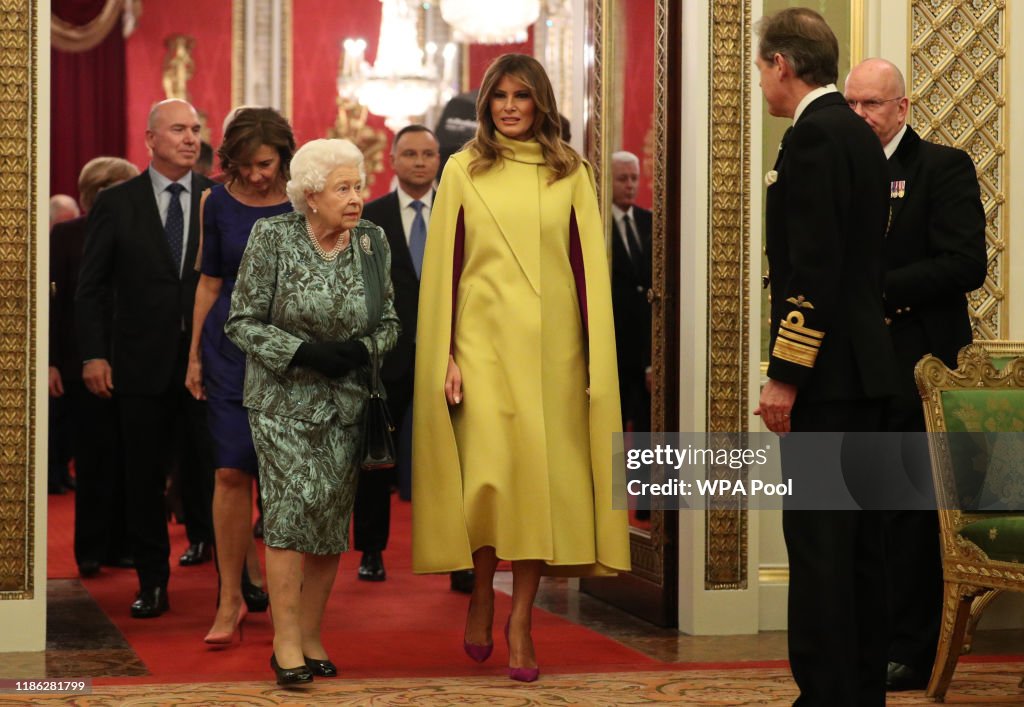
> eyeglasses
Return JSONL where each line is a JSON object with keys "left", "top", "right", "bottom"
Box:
{"left": 847, "top": 97, "right": 904, "bottom": 112}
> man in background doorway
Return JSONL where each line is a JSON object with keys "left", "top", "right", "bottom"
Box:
{"left": 609, "top": 151, "right": 652, "bottom": 434}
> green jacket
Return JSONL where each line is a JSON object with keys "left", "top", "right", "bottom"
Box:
{"left": 225, "top": 211, "right": 400, "bottom": 424}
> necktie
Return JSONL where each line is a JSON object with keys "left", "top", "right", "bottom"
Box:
{"left": 622, "top": 213, "right": 644, "bottom": 270}
{"left": 164, "top": 183, "right": 185, "bottom": 276}
{"left": 408, "top": 200, "right": 427, "bottom": 278}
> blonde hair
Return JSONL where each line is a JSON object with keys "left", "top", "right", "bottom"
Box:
{"left": 78, "top": 157, "right": 140, "bottom": 212}
{"left": 466, "top": 54, "right": 580, "bottom": 183}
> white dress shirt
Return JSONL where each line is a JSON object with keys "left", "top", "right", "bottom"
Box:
{"left": 793, "top": 83, "right": 838, "bottom": 124}
{"left": 611, "top": 203, "right": 638, "bottom": 258}
{"left": 148, "top": 166, "right": 193, "bottom": 273}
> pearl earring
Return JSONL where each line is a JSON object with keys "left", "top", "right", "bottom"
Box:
{"left": 312, "top": 207, "right": 318, "bottom": 214}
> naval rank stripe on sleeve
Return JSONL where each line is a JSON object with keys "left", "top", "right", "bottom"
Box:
{"left": 773, "top": 311, "right": 824, "bottom": 368}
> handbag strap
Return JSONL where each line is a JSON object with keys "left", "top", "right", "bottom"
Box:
{"left": 368, "top": 337, "right": 382, "bottom": 396}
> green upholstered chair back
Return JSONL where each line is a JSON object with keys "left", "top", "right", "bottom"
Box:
{"left": 916, "top": 344, "right": 1024, "bottom": 556}
{"left": 912, "top": 341, "right": 1024, "bottom": 701}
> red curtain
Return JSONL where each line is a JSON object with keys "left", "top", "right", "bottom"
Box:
{"left": 51, "top": 0, "right": 127, "bottom": 203}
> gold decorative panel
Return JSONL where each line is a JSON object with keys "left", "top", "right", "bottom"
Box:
{"left": 910, "top": 0, "right": 1005, "bottom": 338}
{"left": 0, "top": 0, "right": 36, "bottom": 599}
{"left": 705, "top": 0, "right": 751, "bottom": 590}
{"left": 232, "top": 0, "right": 293, "bottom": 118}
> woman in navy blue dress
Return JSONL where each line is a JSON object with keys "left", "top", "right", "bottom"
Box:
{"left": 186, "top": 107, "right": 295, "bottom": 645}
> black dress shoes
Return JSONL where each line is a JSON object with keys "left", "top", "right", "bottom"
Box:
{"left": 103, "top": 554, "right": 134, "bottom": 569}
{"left": 886, "top": 661, "right": 929, "bottom": 691}
{"left": 130, "top": 586, "right": 169, "bottom": 618}
{"left": 242, "top": 567, "right": 270, "bottom": 612}
{"left": 357, "top": 551, "right": 386, "bottom": 581}
{"left": 178, "top": 541, "right": 212, "bottom": 566}
{"left": 78, "top": 560, "right": 101, "bottom": 578}
{"left": 270, "top": 653, "right": 313, "bottom": 687}
{"left": 450, "top": 569, "right": 475, "bottom": 594}
{"left": 304, "top": 655, "right": 338, "bottom": 677}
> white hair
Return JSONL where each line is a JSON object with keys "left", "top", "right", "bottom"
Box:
{"left": 611, "top": 150, "right": 640, "bottom": 168}
{"left": 286, "top": 139, "right": 366, "bottom": 215}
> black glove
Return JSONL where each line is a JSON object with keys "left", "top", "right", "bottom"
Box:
{"left": 336, "top": 340, "right": 369, "bottom": 368}
{"left": 290, "top": 342, "right": 351, "bottom": 378}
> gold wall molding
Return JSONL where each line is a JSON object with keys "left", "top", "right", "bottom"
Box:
{"left": 0, "top": 0, "right": 37, "bottom": 600}
{"left": 704, "top": 0, "right": 751, "bottom": 591}
{"left": 909, "top": 0, "right": 1005, "bottom": 338}
{"left": 51, "top": 0, "right": 123, "bottom": 53}
{"left": 231, "top": 0, "right": 293, "bottom": 119}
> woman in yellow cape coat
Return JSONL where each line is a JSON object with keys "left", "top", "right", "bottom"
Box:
{"left": 411, "top": 54, "right": 630, "bottom": 681}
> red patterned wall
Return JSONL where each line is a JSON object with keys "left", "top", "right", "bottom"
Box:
{"left": 124, "top": 2, "right": 233, "bottom": 170}
{"left": 618, "top": 0, "right": 655, "bottom": 210}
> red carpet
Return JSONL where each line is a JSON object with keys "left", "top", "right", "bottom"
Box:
{"left": 48, "top": 490, "right": 660, "bottom": 685}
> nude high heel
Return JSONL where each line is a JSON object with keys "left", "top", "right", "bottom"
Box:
{"left": 204, "top": 604, "right": 248, "bottom": 647}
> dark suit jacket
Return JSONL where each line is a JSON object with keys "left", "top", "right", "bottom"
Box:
{"left": 50, "top": 216, "right": 91, "bottom": 382}
{"left": 362, "top": 190, "right": 423, "bottom": 390}
{"left": 76, "top": 170, "right": 212, "bottom": 395}
{"left": 765, "top": 92, "right": 897, "bottom": 404}
{"left": 610, "top": 206, "right": 652, "bottom": 399}
{"left": 884, "top": 125, "right": 986, "bottom": 370}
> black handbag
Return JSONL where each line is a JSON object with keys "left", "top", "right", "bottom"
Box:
{"left": 360, "top": 338, "right": 396, "bottom": 471}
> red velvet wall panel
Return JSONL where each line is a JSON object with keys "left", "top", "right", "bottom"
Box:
{"left": 51, "top": 0, "right": 126, "bottom": 202}
{"left": 619, "top": 0, "right": 655, "bottom": 210}
{"left": 467, "top": 29, "right": 533, "bottom": 89}
{"left": 124, "top": 1, "right": 233, "bottom": 171}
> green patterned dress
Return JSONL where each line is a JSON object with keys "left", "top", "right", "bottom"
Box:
{"left": 225, "top": 211, "right": 399, "bottom": 555}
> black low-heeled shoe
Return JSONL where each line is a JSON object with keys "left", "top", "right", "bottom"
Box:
{"left": 304, "top": 655, "right": 338, "bottom": 677}
{"left": 270, "top": 653, "right": 313, "bottom": 687}
{"left": 242, "top": 567, "right": 270, "bottom": 612}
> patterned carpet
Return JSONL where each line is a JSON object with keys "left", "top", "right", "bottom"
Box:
{"left": 2, "top": 663, "right": 1022, "bottom": 706}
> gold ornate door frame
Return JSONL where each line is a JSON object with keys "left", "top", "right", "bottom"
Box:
{"left": 0, "top": 0, "right": 40, "bottom": 602}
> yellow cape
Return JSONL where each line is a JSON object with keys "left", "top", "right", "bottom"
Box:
{"left": 412, "top": 136, "right": 631, "bottom": 577}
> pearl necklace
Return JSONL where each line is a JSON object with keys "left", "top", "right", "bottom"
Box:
{"left": 305, "top": 218, "right": 346, "bottom": 261}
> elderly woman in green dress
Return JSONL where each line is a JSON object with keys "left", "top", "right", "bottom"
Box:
{"left": 225, "top": 138, "right": 399, "bottom": 687}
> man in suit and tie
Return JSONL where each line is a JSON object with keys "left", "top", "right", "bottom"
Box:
{"left": 609, "top": 151, "right": 652, "bottom": 434}
{"left": 845, "top": 58, "right": 987, "bottom": 692}
{"left": 358, "top": 124, "right": 473, "bottom": 593}
{"left": 77, "top": 99, "right": 215, "bottom": 618}
{"left": 754, "top": 9, "right": 899, "bottom": 705}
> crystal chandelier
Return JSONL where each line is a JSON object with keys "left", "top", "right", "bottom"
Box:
{"left": 440, "top": 0, "right": 540, "bottom": 44}
{"left": 339, "top": 0, "right": 456, "bottom": 132}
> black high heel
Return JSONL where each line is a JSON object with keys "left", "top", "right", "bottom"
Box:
{"left": 242, "top": 565, "right": 270, "bottom": 613}
{"left": 304, "top": 655, "right": 338, "bottom": 677}
{"left": 270, "top": 653, "right": 313, "bottom": 687}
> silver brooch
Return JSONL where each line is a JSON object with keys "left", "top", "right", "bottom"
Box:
{"left": 359, "top": 233, "right": 373, "bottom": 255}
